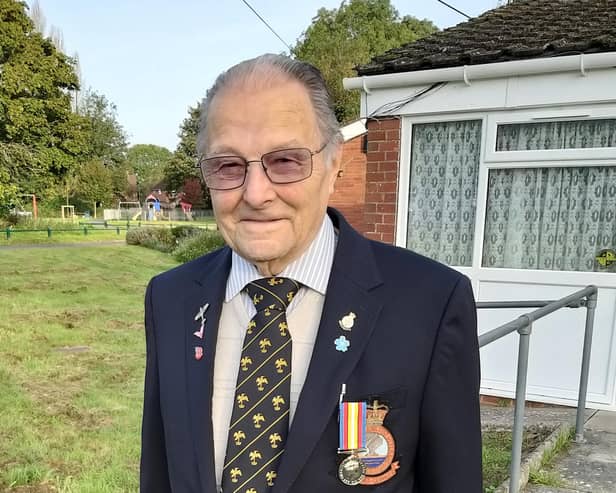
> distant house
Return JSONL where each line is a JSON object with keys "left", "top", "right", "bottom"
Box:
{"left": 343, "top": 0, "right": 616, "bottom": 410}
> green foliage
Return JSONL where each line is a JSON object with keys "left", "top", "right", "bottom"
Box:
{"left": 0, "top": 0, "right": 83, "bottom": 197}
{"left": 74, "top": 160, "right": 115, "bottom": 209}
{"left": 77, "top": 89, "right": 128, "bottom": 167}
{"left": 125, "top": 225, "right": 224, "bottom": 262}
{"left": 0, "top": 1, "right": 130, "bottom": 213}
{"left": 167, "top": 105, "right": 211, "bottom": 208}
{"left": 292, "top": 0, "right": 437, "bottom": 122}
{"left": 125, "top": 226, "right": 176, "bottom": 253}
{"left": 172, "top": 229, "right": 226, "bottom": 263}
{"left": 126, "top": 144, "right": 172, "bottom": 198}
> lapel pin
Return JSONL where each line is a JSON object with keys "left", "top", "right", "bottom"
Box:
{"left": 335, "top": 335, "right": 351, "bottom": 352}
{"left": 193, "top": 303, "right": 209, "bottom": 339}
{"left": 339, "top": 312, "right": 356, "bottom": 331}
{"left": 194, "top": 346, "right": 204, "bottom": 361}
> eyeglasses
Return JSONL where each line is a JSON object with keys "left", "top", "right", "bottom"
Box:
{"left": 197, "top": 143, "right": 328, "bottom": 191}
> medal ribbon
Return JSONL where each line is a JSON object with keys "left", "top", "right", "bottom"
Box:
{"left": 339, "top": 401, "right": 367, "bottom": 450}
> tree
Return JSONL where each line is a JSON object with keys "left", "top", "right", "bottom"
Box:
{"left": 167, "top": 105, "right": 211, "bottom": 208}
{"left": 78, "top": 89, "right": 128, "bottom": 167}
{"left": 74, "top": 160, "right": 114, "bottom": 210}
{"left": 126, "top": 144, "right": 172, "bottom": 199}
{"left": 292, "top": 0, "right": 437, "bottom": 122}
{"left": 0, "top": 0, "right": 86, "bottom": 206}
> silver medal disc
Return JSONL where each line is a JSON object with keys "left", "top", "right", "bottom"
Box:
{"left": 338, "top": 455, "right": 366, "bottom": 486}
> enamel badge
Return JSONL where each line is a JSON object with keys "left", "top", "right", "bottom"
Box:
{"left": 358, "top": 401, "right": 400, "bottom": 485}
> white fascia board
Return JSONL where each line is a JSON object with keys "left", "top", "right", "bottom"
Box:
{"left": 343, "top": 52, "right": 616, "bottom": 92}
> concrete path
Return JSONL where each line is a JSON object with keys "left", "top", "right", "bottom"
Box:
{"left": 523, "top": 410, "right": 616, "bottom": 493}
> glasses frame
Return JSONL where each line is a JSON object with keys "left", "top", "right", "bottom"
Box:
{"left": 196, "top": 142, "right": 328, "bottom": 191}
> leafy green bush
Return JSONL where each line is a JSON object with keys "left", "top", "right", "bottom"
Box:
{"left": 170, "top": 225, "right": 203, "bottom": 241}
{"left": 173, "top": 230, "right": 226, "bottom": 263}
{"left": 126, "top": 227, "right": 176, "bottom": 253}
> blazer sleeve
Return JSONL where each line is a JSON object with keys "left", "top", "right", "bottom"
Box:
{"left": 416, "top": 276, "right": 483, "bottom": 492}
{"left": 140, "top": 279, "right": 172, "bottom": 493}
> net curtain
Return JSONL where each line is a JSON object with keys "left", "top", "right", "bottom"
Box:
{"left": 407, "top": 120, "right": 481, "bottom": 266}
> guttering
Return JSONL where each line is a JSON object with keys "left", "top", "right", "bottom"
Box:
{"left": 343, "top": 52, "right": 616, "bottom": 91}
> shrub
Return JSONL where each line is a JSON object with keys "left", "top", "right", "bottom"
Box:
{"left": 173, "top": 230, "right": 226, "bottom": 263}
{"left": 170, "top": 225, "right": 203, "bottom": 241}
{"left": 126, "top": 227, "right": 176, "bottom": 253}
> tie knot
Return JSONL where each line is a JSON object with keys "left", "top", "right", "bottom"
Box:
{"left": 245, "top": 277, "right": 300, "bottom": 312}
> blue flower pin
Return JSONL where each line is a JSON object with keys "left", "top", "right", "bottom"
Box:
{"left": 334, "top": 335, "right": 350, "bottom": 352}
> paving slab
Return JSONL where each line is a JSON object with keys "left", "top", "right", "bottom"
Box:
{"left": 480, "top": 405, "right": 592, "bottom": 429}
{"left": 522, "top": 410, "right": 616, "bottom": 493}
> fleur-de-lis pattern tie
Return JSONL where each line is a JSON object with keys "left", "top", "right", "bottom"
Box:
{"left": 222, "top": 277, "right": 300, "bottom": 493}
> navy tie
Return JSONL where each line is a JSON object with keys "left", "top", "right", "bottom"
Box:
{"left": 221, "top": 277, "right": 300, "bottom": 493}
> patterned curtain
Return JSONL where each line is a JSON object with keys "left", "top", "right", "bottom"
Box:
{"left": 482, "top": 166, "right": 616, "bottom": 272}
{"left": 406, "top": 120, "right": 481, "bottom": 266}
{"left": 496, "top": 119, "right": 616, "bottom": 151}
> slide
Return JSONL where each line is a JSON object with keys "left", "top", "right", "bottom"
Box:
{"left": 132, "top": 211, "right": 142, "bottom": 221}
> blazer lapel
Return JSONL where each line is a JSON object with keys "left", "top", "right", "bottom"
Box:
{"left": 184, "top": 248, "right": 231, "bottom": 492}
{"left": 273, "top": 211, "right": 384, "bottom": 492}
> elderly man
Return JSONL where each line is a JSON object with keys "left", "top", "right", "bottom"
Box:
{"left": 141, "top": 54, "right": 482, "bottom": 492}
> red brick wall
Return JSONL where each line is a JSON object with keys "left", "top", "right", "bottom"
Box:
{"left": 362, "top": 118, "right": 401, "bottom": 244}
{"left": 329, "top": 134, "right": 367, "bottom": 232}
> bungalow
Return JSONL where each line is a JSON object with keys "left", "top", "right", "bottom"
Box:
{"left": 343, "top": 0, "right": 616, "bottom": 410}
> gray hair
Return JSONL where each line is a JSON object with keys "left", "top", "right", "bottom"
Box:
{"left": 196, "top": 54, "right": 343, "bottom": 164}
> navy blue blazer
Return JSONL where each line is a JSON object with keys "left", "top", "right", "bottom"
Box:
{"left": 141, "top": 208, "right": 482, "bottom": 492}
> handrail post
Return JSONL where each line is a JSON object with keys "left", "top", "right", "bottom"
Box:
{"left": 575, "top": 287, "right": 598, "bottom": 442}
{"left": 510, "top": 316, "right": 532, "bottom": 493}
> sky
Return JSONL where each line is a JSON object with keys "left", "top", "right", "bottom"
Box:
{"left": 31, "top": 1, "right": 500, "bottom": 151}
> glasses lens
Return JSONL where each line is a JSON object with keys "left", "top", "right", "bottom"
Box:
{"left": 263, "top": 148, "right": 312, "bottom": 184}
{"left": 201, "top": 156, "right": 246, "bottom": 189}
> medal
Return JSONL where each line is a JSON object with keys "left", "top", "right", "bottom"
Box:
{"left": 338, "top": 455, "right": 366, "bottom": 486}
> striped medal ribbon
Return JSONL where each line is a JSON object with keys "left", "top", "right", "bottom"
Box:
{"left": 338, "top": 401, "right": 367, "bottom": 452}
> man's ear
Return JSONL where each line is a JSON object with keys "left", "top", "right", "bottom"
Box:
{"left": 327, "top": 144, "right": 343, "bottom": 195}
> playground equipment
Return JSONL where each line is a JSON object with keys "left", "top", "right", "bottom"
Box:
{"left": 61, "top": 205, "right": 75, "bottom": 221}
{"left": 118, "top": 201, "right": 142, "bottom": 220}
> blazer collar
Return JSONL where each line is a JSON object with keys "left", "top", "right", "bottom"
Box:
{"left": 273, "top": 208, "right": 384, "bottom": 491}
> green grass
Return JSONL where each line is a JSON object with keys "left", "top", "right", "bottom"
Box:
{"left": 528, "top": 426, "right": 573, "bottom": 488}
{"left": 482, "top": 428, "right": 552, "bottom": 492}
{"left": 0, "top": 243, "right": 544, "bottom": 491}
{"left": 0, "top": 245, "right": 178, "bottom": 492}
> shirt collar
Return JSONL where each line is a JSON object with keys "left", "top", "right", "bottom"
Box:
{"left": 225, "top": 214, "right": 337, "bottom": 301}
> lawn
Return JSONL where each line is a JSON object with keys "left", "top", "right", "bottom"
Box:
{"left": 0, "top": 245, "right": 177, "bottom": 492}
{"left": 0, "top": 243, "right": 539, "bottom": 492}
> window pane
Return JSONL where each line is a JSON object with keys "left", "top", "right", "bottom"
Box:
{"left": 482, "top": 166, "right": 616, "bottom": 272}
{"left": 407, "top": 120, "right": 481, "bottom": 266}
{"left": 496, "top": 119, "right": 616, "bottom": 151}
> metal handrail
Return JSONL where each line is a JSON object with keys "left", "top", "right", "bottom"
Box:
{"left": 477, "top": 285, "right": 598, "bottom": 493}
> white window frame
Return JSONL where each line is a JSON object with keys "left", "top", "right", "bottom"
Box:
{"left": 397, "top": 105, "right": 616, "bottom": 279}
{"left": 396, "top": 113, "right": 488, "bottom": 279}
{"left": 485, "top": 103, "right": 616, "bottom": 165}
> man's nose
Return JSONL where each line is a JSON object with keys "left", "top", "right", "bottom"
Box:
{"left": 242, "top": 160, "right": 276, "bottom": 205}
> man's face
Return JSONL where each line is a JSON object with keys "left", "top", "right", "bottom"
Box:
{"left": 205, "top": 77, "right": 340, "bottom": 275}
